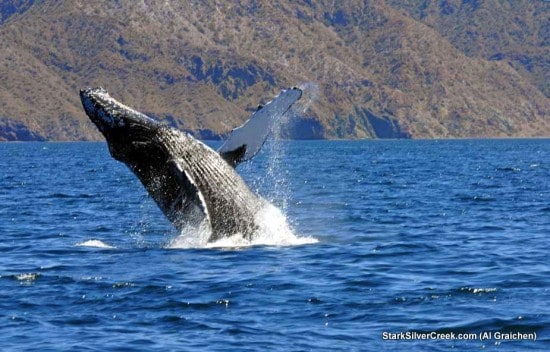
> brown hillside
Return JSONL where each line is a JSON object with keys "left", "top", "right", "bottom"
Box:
{"left": 0, "top": 0, "right": 548, "bottom": 141}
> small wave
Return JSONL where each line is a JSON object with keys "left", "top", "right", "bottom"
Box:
{"left": 40, "top": 193, "right": 94, "bottom": 199}
{"left": 167, "top": 203, "right": 317, "bottom": 249}
{"left": 430, "top": 316, "right": 546, "bottom": 335}
{"left": 76, "top": 239, "right": 115, "bottom": 249}
{"left": 458, "top": 287, "right": 497, "bottom": 294}
{"left": 112, "top": 282, "right": 135, "bottom": 289}
{"left": 472, "top": 195, "right": 496, "bottom": 202}
{"left": 14, "top": 273, "right": 40, "bottom": 282}
{"left": 496, "top": 167, "right": 521, "bottom": 172}
{"left": 456, "top": 194, "right": 496, "bottom": 202}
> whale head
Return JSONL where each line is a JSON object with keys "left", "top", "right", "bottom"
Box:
{"left": 80, "top": 88, "right": 194, "bottom": 225}
{"left": 80, "top": 87, "right": 162, "bottom": 161}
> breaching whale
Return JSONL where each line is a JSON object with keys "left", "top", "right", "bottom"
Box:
{"left": 80, "top": 87, "right": 302, "bottom": 242}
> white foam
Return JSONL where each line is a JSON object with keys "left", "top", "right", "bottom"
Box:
{"left": 167, "top": 203, "right": 317, "bottom": 249}
{"left": 15, "top": 273, "right": 39, "bottom": 281}
{"left": 76, "top": 239, "right": 115, "bottom": 249}
{"left": 165, "top": 219, "right": 212, "bottom": 249}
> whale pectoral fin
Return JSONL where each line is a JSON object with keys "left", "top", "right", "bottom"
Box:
{"left": 167, "top": 159, "right": 210, "bottom": 225}
{"left": 218, "top": 87, "right": 302, "bottom": 167}
{"left": 220, "top": 144, "right": 247, "bottom": 167}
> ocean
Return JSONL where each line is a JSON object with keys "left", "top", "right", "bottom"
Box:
{"left": 0, "top": 139, "right": 548, "bottom": 351}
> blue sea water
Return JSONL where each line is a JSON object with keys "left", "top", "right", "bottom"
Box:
{"left": 0, "top": 139, "right": 549, "bottom": 351}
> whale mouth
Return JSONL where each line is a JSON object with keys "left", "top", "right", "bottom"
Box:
{"left": 80, "top": 87, "right": 163, "bottom": 162}
{"left": 80, "top": 87, "right": 159, "bottom": 135}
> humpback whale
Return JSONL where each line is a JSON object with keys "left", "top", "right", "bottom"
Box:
{"left": 80, "top": 87, "right": 302, "bottom": 242}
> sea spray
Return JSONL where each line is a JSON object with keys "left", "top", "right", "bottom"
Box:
{"left": 296, "top": 82, "right": 319, "bottom": 114}
{"left": 166, "top": 219, "right": 212, "bottom": 249}
{"left": 251, "top": 82, "right": 319, "bottom": 211}
{"left": 131, "top": 194, "right": 167, "bottom": 248}
{"left": 265, "top": 82, "right": 319, "bottom": 217}
{"left": 167, "top": 203, "right": 317, "bottom": 249}
{"left": 76, "top": 239, "right": 115, "bottom": 249}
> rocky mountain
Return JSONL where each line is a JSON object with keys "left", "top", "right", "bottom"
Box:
{"left": 387, "top": 0, "right": 549, "bottom": 97}
{"left": 0, "top": 0, "right": 548, "bottom": 141}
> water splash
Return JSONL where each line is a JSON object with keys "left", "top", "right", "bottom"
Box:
{"left": 295, "top": 82, "right": 319, "bottom": 114}
{"left": 258, "top": 82, "right": 319, "bottom": 211}
{"left": 165, "top": 219, "right": 212, "bottom": 249}
{"left": 76, "top": 239, "right": 115, "bottom": 249}
{"left": 15, "top": 273, "right": 40, "bottom": 282}
{"left": 167, "top": 203, "right": 317, "bottom": 249}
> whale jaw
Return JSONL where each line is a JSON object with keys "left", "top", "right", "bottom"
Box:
{"left": 80, "top": 87, "right": 163, "bottom": 162}
{"left": 80, "top": 87, "right": 158, "bottom": 131}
